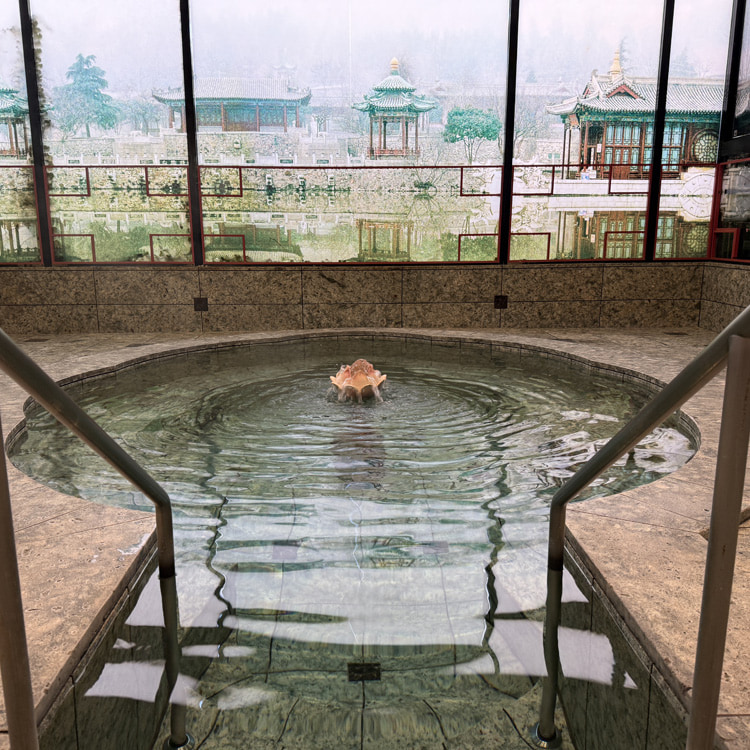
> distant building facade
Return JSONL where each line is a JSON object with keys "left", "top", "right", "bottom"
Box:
{"left": 153, "top": 78, "right": 312, "bottom": 133}
{"left": 547, "top": 52, "right": 723, "bottom": 178}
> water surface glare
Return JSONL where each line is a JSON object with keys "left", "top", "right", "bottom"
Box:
{"left": 10, "top": 340, "right": 696, "bottom": 748}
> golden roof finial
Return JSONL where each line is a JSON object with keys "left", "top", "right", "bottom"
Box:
{"left": 390, "top": 57, "right": 399, "bottom": 73}
{"left": 610, "top": 48, "right": 623, "bottom": 77}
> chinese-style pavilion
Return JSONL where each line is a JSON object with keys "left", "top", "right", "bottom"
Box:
{"left": 546, "top": 51, "right": 723, "bottom": 178}
{"left": 153, "top": 78, "right": 311, "bottom": 133}
{"left": 353, "top": 59, "right": 436, "bottom": 159}
{"left": 0, "top": 87, "right": 29, "bottom": 158}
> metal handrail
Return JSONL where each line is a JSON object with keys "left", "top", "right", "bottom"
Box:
{"left": 533, "top": 303, "right": 750, "bottom": 749}
{"left": 0, "top": 326, "right": 190, "bottom": 750}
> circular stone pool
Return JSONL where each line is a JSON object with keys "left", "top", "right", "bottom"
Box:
{"left": 8, "top": 336, "right": 697, "bottom": 748}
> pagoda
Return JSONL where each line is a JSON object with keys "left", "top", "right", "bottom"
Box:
{"left": 353, "top": 59, "right": 436, "bottom": 159}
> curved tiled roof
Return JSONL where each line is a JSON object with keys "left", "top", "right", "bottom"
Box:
{"left": 372, "top": 72, "right": 416, "bottom": 93}
{"left": 153, "top": 78, "right": 312, "bottom": 105}
{"left": 353, "top": 64, "right": 436, "bottom": 115}
{"left": 0, "top": 87, "right": 28, "bottom": 118}
{"left": 547, "top": 73, "right": 724, "bottom": 118}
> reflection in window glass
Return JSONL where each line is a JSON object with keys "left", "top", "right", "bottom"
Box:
{"left": 657, "top": 0, "right": 731, "bottom": 258}
{"left": 31, "top": 0, "right": 190, "bottom": 262}
{"left": 734, "top": 2, "right": 750, "bottom": 136}
{"left": 188, "top": 0, "right": 507, "bottom": 262}
{"left": 512, "top": 0, "right": 661, "bottom": 260}
{"left": 715, "top": 161, "right": 750, "bottom": 260}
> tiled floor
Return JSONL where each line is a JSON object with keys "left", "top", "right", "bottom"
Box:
{"left": 0, "top": 326, "right": 748, "bottom": 749}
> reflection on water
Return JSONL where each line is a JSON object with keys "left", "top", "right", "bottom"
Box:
{"left": 10, "top": 340, "right": 695, "bottom": 747}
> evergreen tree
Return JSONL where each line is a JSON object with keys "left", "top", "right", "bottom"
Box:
{"left": 53, "top": 54, "right": 118, "bottom": 137}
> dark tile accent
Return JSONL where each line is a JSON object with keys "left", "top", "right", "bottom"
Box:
{"left": 348, "top": 662, "right": 382, "bottom": 682}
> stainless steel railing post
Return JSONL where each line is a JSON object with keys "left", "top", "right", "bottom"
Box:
{"left": 0, "top": 328, "right": 190, "bottom": 748}
{"left": 686, "top": 334, "right": 750, "bottom": 749}
{"left": 0, "top": 410, "right": 40, "bottom": 750}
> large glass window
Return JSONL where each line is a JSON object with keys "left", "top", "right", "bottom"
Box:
{"left": 0, "top": 1, "right": 39, "bottom": 263}
{"left": 656, "top": 0, "right": 731, "bottom": 259}
{"left": 188, "top": 0, "right": 508, "bottom": 263}
{"left": 0, "top": 0, "right": 743, "bottom": 265}
{"left": 511, "top": 0, "right": 662, "bottom": 260}
{"left": 30, "top": 0, "right": 191, "bottom": 262}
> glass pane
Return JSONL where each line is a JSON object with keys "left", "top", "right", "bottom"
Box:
{"left": 735, "top": 0, "right": 750, "bottom": 136}
{"left": 0, "top": 5, "right": 39, "bottom": 263}
{"left": 31, "top": 0, "right": 190, "bottom": 263}
{"left": 188, "top": 0, "right": 508, "bottom": 262}
{"left": 657, "top": 0, "right": 730, "bottom": 259}
{"left": 0, "top": 3, "right": 30, "bottom": 163}
{"left": 513, "top": 0, "right": 660, "bottom": 260}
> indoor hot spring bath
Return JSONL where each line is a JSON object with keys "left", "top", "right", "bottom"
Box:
{"left": 7, "top": 335, "right": 698, "bottom": 750}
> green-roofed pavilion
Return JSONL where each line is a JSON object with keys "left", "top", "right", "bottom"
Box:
{"left": 353, "top": 58, "right": 436, "bottom": 159}
{"left": 546, "top": 50, "right": 722, "bottom": 179}
{"left": 0, "top": 87, "right": 29, "bottom": 158}
{"left": 153, "top": 77, "right": 312, "bottom": 133}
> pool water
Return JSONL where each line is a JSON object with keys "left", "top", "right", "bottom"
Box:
{"left": 9, "top": 339, "right": 696, "bottom": 749}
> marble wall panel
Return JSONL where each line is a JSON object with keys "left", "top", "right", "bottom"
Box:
{"left": 699, "top": 300, "right": 742, "bottom": 332}
{"left": 402, "top": 267, "right": 501, "bottom": 303}
{"left": 0, "top": 269, "right": 97, "bottom": 305}
{"left": 583, "top": 588, "right": 652, "bottom": 750}
{"left": 199, "top": 268, "right": 302, "bottom": 304}
{"left": 600, "top": 300, "right": 700, "bottom": 328}
{"left": 93, "top": 269, "right": 200, "bottom": 305}
{"left": 202, "top": 304, "right": 303, "bottom": 332}
{"left": 38, "top": 679, "right": 77, "bottom": 750}
{"left": 402, "top": 303, "right": 499, "bottom": 328}
{"left": 602, "top": 264, "right": 703, "bottom": 301}
{"left": 302, "top": 268, "right": 402, "bottom": 304}
{"left": 500, "top": 301, "right": 601, "bottom": 328}
{"left": 0, "top": 304, "right": 99, "bottom": 335}
{"left": 73, "top": 591, "right": 139, "bottom": 750}
{"left": 559, "top": 552, "right": 594, "bottom": 750}
{"left": 97, "top": 305, "right": 201, "bottom": 333}
{"left": 701, "top": 263, "right": 750, "bottom": 308}
{"left": 503, "top": 265, "right": 602, "bottom": 301}
{"left": 303, "top": 303, "right": 402, "bottom": 329}
{"left": 645, "top": 669, "right": 688, "bottom": 750}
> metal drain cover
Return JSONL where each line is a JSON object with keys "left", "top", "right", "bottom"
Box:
{"left": 348, "top": 662, "right": 381, "bottom": 681}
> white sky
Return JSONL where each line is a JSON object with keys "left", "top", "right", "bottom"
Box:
{"left": 0, "top": 0, "right": 734, "bottom": 96}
